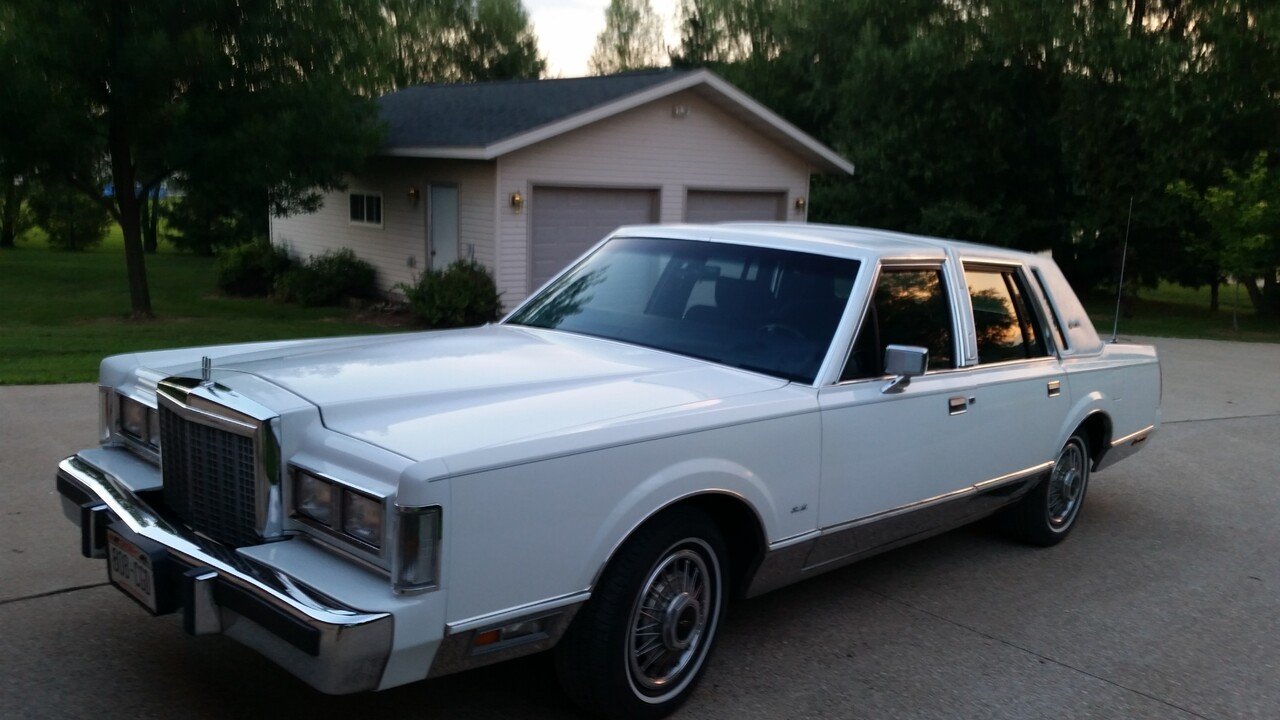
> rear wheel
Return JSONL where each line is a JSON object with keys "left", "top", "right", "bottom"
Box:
{"left": 1002, "top": 434, "right": 1091, "bottom": 546}
{"left": 555, "top": 507, "right": 727, "bottom": 719}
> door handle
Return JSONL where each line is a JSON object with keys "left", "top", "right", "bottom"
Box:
{"left": 948, "top": 396, "right": 969, "bottom": 415}
{"left": 1047, "top": 380, "right": 1062, "bottom": 398}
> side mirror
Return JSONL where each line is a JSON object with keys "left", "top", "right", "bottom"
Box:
{"left": 882, "top": 344, "right": 928, "bottom": 394}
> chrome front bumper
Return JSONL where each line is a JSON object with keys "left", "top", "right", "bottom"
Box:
{"left": 56, "top": 454, "right": 394, "bottom": 694}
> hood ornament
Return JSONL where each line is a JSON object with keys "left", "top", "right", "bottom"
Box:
{"left": 200, "top": 356, "right": 212, "bottom": 385}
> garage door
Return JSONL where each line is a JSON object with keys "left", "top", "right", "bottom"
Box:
{"left": 530, "top": 186, "right": 658, "bottom": 290}
{"left": 685, "top": 190, "right": 786, "bottom": 223}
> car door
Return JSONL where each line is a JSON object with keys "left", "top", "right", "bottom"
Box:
{"left": 811, "top": 261, "right": 983, "bottom": 568}
{"left": 957, "top": 261, "right": 1070, "bottom": 485}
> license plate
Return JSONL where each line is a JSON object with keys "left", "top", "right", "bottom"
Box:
{"left": 107, "top": 530, "right": 158, "bottom": 613}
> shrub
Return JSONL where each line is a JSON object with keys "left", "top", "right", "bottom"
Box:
{"left": 216, "top": 241, "right": 296, "bottom": 297}
{"left": 275, "top": 247, "right": 378, "bottom": 307}
{"left": 27, "top": 183, "right": 111, "bottom": 251}
{"left": 396, "top": 260, "right": 502, "bottom": 328}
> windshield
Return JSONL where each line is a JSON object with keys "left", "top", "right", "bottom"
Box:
{"left": 507, "top": 237, "right": 861, "bottom": 383}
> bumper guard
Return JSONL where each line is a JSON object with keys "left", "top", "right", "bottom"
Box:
{"left": 56, "top": 455, "right": 394, "bottom": 694}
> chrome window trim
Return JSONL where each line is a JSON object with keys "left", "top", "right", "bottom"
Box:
{"left": 959, "top": 260, "right": 1054, "bottom": 364}
{"left": 157, "top": 377, "right": 284, "bottom": 542}
{"left": 1030, "top": 266, "right": 1072, "bottom": 354}
{"left": 831, "top": 258, "right": 963, "bottom": 386}
{"left": 833, "top": 355, "right": 1062, "bottom": 388}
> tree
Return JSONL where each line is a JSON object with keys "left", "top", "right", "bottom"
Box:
{"left": 1170, "top": 153, "right": 1280, "bottom": 319}
{"left": 382, "top": 0, "right": 544, "bottom": 89}
{"left": 453, "top": 0, "right": 546, "bottom": 82}
{"left": 671, "top": 0, "right": 782, "bottom": 66}
{"left": 671, "top": 0, "right": 1279, "bottom": 305}
{"left": 589, "top": 0, "right": 666, "bottom": 75}
{"left": 0, "top": 3, "right": 40, "bottom": 249}
{"left": 2, "top": 1, "right": 387, "bottom": 317}
{"left": 27, "top": 177, "right": 113, "bottom": 252}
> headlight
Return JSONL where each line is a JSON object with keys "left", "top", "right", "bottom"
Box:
{"left": 291, "top": 467, "right": 386, "bottom": 551}
{"left": 394, "top": 505, "right": 441, "bottom": 593}
{"left": 117, "top": 394, "right": 158, "bottom": 448}
{"left": 342, "top": 491, "right": 383, "bottom": 547}
{"left": 294, "top": 471, "right": 335, "bottom": 526}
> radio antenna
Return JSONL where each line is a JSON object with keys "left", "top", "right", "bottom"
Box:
{"left": 1110, "top": 196, "right": 1134, "bottom": 343}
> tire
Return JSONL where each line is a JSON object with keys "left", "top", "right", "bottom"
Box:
{"left": 555, "top": 506, "right": 727, "bottom": 720}
{"left": 1001, "top": 434, "right": 1091, "bottom": 547}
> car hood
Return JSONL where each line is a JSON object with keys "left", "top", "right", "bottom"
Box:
{"left": 207, "top": 325, "right": 787, "bottom": 461}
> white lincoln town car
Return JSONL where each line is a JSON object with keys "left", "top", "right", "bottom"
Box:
{"left": 57, "top": 223, "right": 1159, "bottom": 718}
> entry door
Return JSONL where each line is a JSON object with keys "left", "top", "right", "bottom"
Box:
{"left": 958, "top": 262, "right": 1070, "bottom": 481}
{"left": 429, "top": 185, "right": 459, "bottom": 270}
{"left": 811, "top": 263, "right": 981, "bottom": 567}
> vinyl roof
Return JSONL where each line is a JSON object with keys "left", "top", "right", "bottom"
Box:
{"left": 611, "top": 222, "right": 1046, "bottom": 263}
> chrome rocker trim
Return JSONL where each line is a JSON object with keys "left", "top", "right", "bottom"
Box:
{"left": 1095, "top": 424, "right": 1155, "bottom": 471}
{"left": 56, "top": 455, "right": 393, "bottom": 694}
{"left": 746, "top": 461, "right": 1052, "bottom": 597}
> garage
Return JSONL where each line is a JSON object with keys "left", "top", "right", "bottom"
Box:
{"left": 685, "top": 190, "right": 786, "bottom": 223}
{"left": 529, "top": 186, "right": 659, "bottom": 289}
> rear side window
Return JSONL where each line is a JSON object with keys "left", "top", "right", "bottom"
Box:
{"left": 964, "top": 265, "right": 1048, "bottom": 364}
{"left": 1031, "top": 268, "right": 1069, "bottom": 352}
{"left": 842, "top": 267, "right": 954, "bottom": 380}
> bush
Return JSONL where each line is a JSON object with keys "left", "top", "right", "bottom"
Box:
{"left": 274, "top": 247, "right": 378, "bottom": 307}
{"left": 27, "top": 183, "right": 111, "bottom": 251}
{"left": 396, "top": 260, "right": 502, "bottom": 328}
{"left": 216, "top": 241, "right": 296, "bottom": 297}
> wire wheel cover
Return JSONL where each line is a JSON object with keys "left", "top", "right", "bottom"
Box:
{"left": 1048, "top": 441, "right": 1087, "bottom": 528}
{"left": 626, "top": 542, "right": 719, "bottom": 695}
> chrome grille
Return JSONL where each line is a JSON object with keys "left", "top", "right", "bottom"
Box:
{"left": 159, "top": 405, "right": 260, "bottom": 547}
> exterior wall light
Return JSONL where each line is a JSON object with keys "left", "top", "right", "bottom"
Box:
{"left": 407, "top": 186, "right": 421, "bottom": 203}
{"left": 794, "top": 196, "right": 807, "bottom": 212}
{"left": 511, "top": 191, "right": 524, "bottom": 211}
{"left": 672, "top": 104, "right": 690, "bottom": 119}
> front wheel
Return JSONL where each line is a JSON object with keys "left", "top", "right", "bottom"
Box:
{"left": 555, "top": 507, "right": 727, "bottom": 719}
{"left": 1001, "top": 434, "right": 1091, "bottom": 546}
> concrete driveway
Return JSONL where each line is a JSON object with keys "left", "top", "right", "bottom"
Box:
{"left": 2, "top": 336, "right": 1277, "bottom": 719}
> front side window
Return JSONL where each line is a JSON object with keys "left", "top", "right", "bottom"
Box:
{"left": 507, "top": 237, "right": 860, "bottom": 383}
{"left": 349, "top": 192, "right": 382, "bottom": 226}
{"left": 964, "top": 265, "right": 1048, "bottom": 363}
{"left": 842, "top": 267, "right": 954, "bottom": 381}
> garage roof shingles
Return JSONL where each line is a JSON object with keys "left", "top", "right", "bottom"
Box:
{"left": 378, "top": 70, "right": 695, "bottom": 150}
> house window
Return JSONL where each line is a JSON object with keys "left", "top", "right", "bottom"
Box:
{"left": 349, "top": 192, "right": 382, "bottom": 226}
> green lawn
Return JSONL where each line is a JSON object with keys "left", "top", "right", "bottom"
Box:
{"left": 1085, "top": 281, "right": 1280, "bottom": 343}
{"left": 0, "top": 229, "right": 400, "bottom": 384}
{"left": 3, "top": 227, "right": 1276, "bottom": 384}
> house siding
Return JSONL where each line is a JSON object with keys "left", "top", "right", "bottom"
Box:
{"left": 271, "top": 157, "right": 496, "bottom": 293}
{"left": 494, "top": 89, "right": 813, "bottom": 304}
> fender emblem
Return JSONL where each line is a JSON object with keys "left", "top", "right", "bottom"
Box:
{"left": 791, "top": 504, "right": 808, "bottom": 514}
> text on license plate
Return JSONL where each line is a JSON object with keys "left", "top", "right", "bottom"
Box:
{"left": 107, "top": 530, "right": 157, "bottom": 613}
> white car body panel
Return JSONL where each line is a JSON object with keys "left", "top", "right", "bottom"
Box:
{"left": 58, "top": 222, "right": 1159, "bottom": 697}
